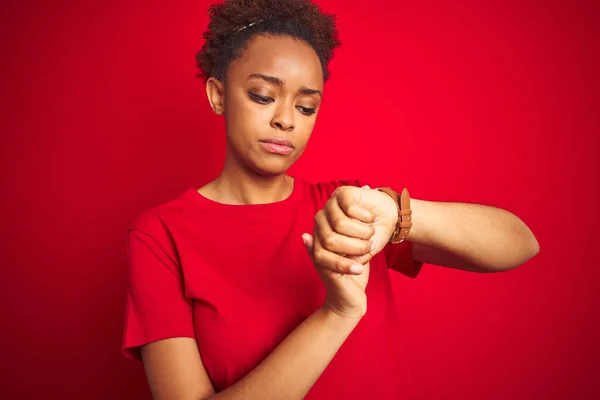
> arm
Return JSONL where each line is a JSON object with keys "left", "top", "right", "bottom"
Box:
{"left": 408, "top": 198, "right": 540, "bottom": 272}
{"left": 142, "top": 306, "right": 360, "bottom": 400}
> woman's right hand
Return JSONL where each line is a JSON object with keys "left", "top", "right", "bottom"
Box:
{"left": 302, "top": 186, "right": 377, "bottom": 320}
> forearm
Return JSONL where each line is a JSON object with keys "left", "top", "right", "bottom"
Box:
{"left": 408, "top": 198, "right": 540, "bottom": 271}
{"left": 207, "top": 306, "right": 360, "bottom": 400}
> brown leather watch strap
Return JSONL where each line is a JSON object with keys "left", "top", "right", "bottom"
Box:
{"left": 376, "top": 187, "right": 412, "bottom": 243}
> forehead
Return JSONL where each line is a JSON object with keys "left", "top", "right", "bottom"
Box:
{"left": 228, "top": 35, "right": 324, "bottom": 89}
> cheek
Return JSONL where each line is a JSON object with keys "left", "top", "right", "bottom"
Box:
{"left": 226, "top": 102, "right": 268, "bottom": 141}
{"left": 296, "top": 118, "right": 317, "bottom": 143}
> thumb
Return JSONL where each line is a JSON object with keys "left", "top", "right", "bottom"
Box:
{"left": 302, "top": 233, "right": 314, "bottom": 253}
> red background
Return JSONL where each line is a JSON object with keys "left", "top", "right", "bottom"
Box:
{"left": 2, "top": 0, "right": 599, "bottom": 398}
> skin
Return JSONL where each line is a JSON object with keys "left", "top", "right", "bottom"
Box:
{"left": 200, "top": 34, "right": 324, "bottom": 205}
{"left": 140, "top": 32, "right": 540, "bottom": 400}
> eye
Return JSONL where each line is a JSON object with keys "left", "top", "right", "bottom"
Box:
{"left": 248, "top": 92, "right": 273, "bottom": 104}
{"left": 297, "top": 106, "right": 316, "bottom": 116}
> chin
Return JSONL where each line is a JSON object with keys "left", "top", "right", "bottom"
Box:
{"left": 251, "top": 158, "right": 294, "bottom": 177}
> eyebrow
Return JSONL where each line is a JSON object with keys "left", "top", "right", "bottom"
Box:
{"left": 247, "top": 73, "right": 322, "bottom": 98}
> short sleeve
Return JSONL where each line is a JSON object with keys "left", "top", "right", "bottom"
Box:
{"left": 122, "top": 215, "right": 195, "bottom": 361}
{"left": 384, "top": 240, "right": 423, "bottom": 279}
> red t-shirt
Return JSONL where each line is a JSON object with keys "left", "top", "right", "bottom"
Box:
{"left": 122, "top": 178, "right": 422, "bottom": 399}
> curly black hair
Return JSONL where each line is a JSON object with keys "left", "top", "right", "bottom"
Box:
{"left": 196, "top": 0, "right": 341, "bottom": 83}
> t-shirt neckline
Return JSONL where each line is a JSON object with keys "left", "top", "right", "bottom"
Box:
{"left": 184, "top": 176, "right": 304, "bottom": 218}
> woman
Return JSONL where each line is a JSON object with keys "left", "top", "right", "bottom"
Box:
{"left": 122, "top": 0, "right": 540, "bottom": 399}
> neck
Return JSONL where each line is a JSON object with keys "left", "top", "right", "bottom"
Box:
{"left": 209, "top": 159, "right": 294, "bottom": 205}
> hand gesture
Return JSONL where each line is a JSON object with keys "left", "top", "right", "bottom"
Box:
{"left": 303, "top": 185, "right": 398, "bottom": 319}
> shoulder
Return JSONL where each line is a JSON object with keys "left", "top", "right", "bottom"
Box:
{"left": 301, "top": 178, "right": 369, "bottom": 198}
{"left": 294, "top": 178, "right": 368, "bottom": 210}
{"left": 126, "top": 190, "right": 199, "bottom": 271}
{"left": 303, "top": 178, "right": 365, "bottom": 195}
{"left": 128, "top": 188, "right": 197, "bottom": 238}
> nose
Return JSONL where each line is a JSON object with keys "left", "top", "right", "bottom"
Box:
{"left": 270, "top": 101, "right": 295, "bottom": 131}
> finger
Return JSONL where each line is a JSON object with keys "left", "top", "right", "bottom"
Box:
{"left": 313, "top": 230, "right": 365, "bottom": 275}
{"left": 315, "top": 211, "right": 373, "bottom": 256}
{"left": 325, "top": 195, "right": 375, "bottom": 240}
{"left": 347, "top": 252, "right": 374, "bottom": 266}
{"left": 302, "top": 233, "right": 314, "bottom": 252}
{"left": 335, "top": 186, "right": 377, "bottom": 223}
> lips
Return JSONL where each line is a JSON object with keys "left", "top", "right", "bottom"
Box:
{"left": 259, "top": 138, "right": 294, "bottom": 155}
{"left": 260, "top": 138, "right": 294, "bottom": 148}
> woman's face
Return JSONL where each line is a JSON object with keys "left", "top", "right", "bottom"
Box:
{"left": 207, "top": 35, "right": 324, "bottom": 177}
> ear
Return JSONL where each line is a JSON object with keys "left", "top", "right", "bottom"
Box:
{"left": 206, "top": 77, "right": 225, "bottom": 115}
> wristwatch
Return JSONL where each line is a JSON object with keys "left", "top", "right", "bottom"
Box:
{"left": 376, "top": 187, "right": 412, "bottom": 243}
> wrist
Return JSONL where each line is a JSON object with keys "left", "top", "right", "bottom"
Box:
{"left": 376, "top": 187, "right": 413, "bottom": 243}
{"left": 319, "top": 304, "right": 363, "bottom": 328}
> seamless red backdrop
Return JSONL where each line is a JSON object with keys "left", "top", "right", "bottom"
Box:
{"left": 2, "top": 0, "right": 599, "bottom": 399}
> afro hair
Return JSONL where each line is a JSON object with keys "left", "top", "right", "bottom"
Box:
{"left": 196, "top": 0, "right": 341, "bottom": 83}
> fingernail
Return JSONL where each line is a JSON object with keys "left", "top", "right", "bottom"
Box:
{"left": 374, "top": 216, "right": 379, "bottom": 222}
{"left": 350, "top": 264, "right": 364, "bottom": 274}
{"left": 370, "top": 241, "right": 375, "bottom": 251}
